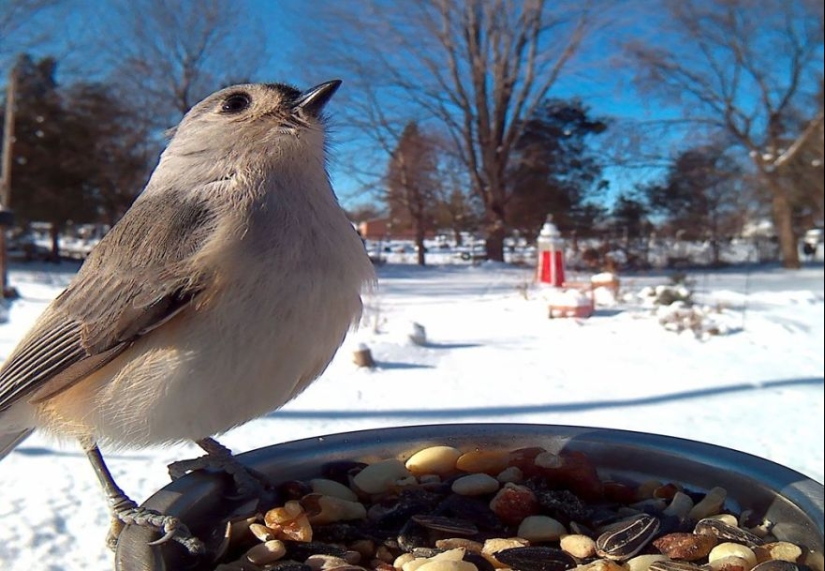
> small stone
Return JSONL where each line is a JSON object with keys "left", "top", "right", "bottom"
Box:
{"left": 352, "top": 459, "right": 412, "bottom": 495}
{"left": 249, "top": 523, "right": 276, "bottom": 542}
{"left": 496, "top": 466, "right": 523, "bottom": 483}
{"left": 406, "top": 446, "right": 463, "bottom": 476}
{"left": 456, "top": 450, "right": 510, "bottom": 475}
{"left": 246, "top": 540, "right": 287, "bottom": 565}
{"left": 560, "top": 534, "right": 596, "bottom": 559}
{"left": 688, "top": 488, "right": 727, "bottom": 521}
{"left": 709, "top": 544, "right": 757, "bottom": 569}
{"left": 517, "top": 515, "right": 567, "bottom": 542}
{"left": 310, "top": 478, "right": 360, "bottom": 502}
{"left": 752, "top": 562, "right": 801, "bottom": 571}
{"left": 708, "top": 556, "right": 753, "bottom": 571}
{"left": 452, "top": 473, "right": 501, "bottom": 496}
{"left": 435, "top": 538, "right": 484, "bottom": 553}
{"left": 624, "top": 554, "right": 670, "bottom": 571}
{"left": 302, "top": 494, "right": 367, "bottom": 525}
{"left": 753, "top": 542, "right": 802, "bottom": 564}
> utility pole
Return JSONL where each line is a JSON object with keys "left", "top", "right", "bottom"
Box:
{"left": 1, "top": 62, "right": 19, "bottom": 298}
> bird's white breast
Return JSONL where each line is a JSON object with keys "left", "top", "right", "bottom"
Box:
{"left": 34, "top": 173, "right": 374, "bottom": 448}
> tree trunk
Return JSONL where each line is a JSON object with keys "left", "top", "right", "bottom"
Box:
{"left": 486, "top": 220, "right": 506, "bottom": 262}
{"left": 453, "top": 228, "right": 463, "bottom": 246}
{"left": 49, "top": 222, "right": 61, "bottom": 263}
{"left": 415, "top": 224, "right": 426, "bottom": 266}
{"left": 765, "top": 175, "right": 801, "bottom": 269}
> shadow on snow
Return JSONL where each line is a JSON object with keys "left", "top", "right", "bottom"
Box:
{"left": 267, "top": 377, "right": 823, "bottom": 420}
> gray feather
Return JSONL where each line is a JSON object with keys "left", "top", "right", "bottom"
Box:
{"left": 0, "top": 191, "right": 217, "bottom": 414}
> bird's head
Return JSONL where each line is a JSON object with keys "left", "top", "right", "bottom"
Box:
{"left": 160, "top": 80, "right": 342, "bottom": 176}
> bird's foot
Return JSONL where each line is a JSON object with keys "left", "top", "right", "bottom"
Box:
{"left": 84, "top": 443, "right": 205, "bottom": 555}
{"left": 168, "top": 437, "right": 275, "bottom": 501}
{"left": 106, "top": 495, "right": 205, "bottom": 555}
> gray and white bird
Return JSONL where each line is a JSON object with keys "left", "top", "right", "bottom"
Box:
{"left": 0, "top": 80, "right": 374, "bottom": 552}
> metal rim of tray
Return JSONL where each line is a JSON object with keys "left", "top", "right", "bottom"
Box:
{"left": 115, "top": 423, "right": 825, "bottom": 571}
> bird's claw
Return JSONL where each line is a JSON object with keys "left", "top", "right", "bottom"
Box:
{"left": 168, "top": 440, "right": 274, "bottom": 502}
{"left": 111, "top": 505, "right": 205, "bottom": 555}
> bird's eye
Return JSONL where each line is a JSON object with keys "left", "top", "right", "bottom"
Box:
{"left": 221, "top": 93, "right": 251, "bottom": 113}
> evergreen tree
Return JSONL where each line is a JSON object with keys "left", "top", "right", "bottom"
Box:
{"left": 1, "top": 55, "right": 155, "bottom": 258}
{"left": 507, "top": 98, "right": 609, "bottom": 238}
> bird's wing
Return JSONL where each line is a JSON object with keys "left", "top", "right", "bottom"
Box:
{"left": 0, "top": 190, "right": 219, "bottom": 413}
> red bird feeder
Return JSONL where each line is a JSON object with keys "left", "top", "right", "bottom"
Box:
{"left": 536, "top": 215, "right": 565, "bottom": 287}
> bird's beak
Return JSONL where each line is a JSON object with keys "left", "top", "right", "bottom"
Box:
{"left": 292, "top": 80, "right": 342, "bottom": 116}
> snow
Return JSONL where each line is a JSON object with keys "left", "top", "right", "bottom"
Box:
{"left": 0, "top": 260, "right": 822, "bottom": 571}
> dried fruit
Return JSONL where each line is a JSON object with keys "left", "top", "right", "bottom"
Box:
{"left": 488, "top": 483, "right": 539, "bottom": 525}
{"left": 209, "top": 442, "right": 817, "bottom": 571}
{"left": 653, "top": 532, "right": 717, "bottom": 560}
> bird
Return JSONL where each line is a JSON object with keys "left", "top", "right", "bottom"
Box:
{"left": 0, "top": 79, "right": 375, "bottom": 553}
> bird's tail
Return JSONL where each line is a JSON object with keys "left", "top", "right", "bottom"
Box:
{"left": 0, "top": 429, "right": 34, "bottom": 461}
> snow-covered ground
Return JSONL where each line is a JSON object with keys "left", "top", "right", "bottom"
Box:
{"left": 0, "top": 260, "right": 822, "bottom": 571}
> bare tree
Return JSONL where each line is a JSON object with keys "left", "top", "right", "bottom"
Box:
{"left": 290, "top": 0, "right": 600, "bottom": 261}
{"left": 102, "top": 0, "right": 267, "bottom": 129}
{"left": 778, "top": 79, "right": 824, "bottom": 230}
{"left": 386, "top": 122, "right": 441, "bottom": 265}
{"left": 624, "top": 0, "right": 824, "bottom": 268}
{"left": 431, "top": 137, "right": 484, "bottom": 246}
{"left": 0, "top": 0, "right": 64, "bottom": 67}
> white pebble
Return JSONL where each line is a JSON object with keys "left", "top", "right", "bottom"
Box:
{"left": 352, "top": 459, "right": 412, "bottom": 494}
{"left": 394, "top": 553, "right": 416, "bottom": 568}
{"left": 689, "top": 487, "right": 727, "bottom": 521}
{"left": 662, "top": 491, "right": 694, "bottom": 518}
{"left": 310, "top": 478, "right": 359, "bottom": 501}
{"left": 249, "top": 523, "right": 276, "bottom": 542}
{"left": 416, "top": 562, "right": 477, "bottom": 571}
{"left": 623, "top": 554, "right": 669, "bottom": 571}
{"left": 496, "top": 466, "right": 523, "bottom": 483}
{"left": 709, "top": 556, "right": 753, "bottom": 571}
{"left": 754, "top": 542, "right": 803, "bottom": 563}
{"left": 560, "top": 534, "right": 597, "bottom": 559}
{"left": 517, "top": 515, "right": 567, "bottom": 542}
{"left": 402, "top": 548, "right": 468, "bottom": 571}
{"left": 246, "top": 540, "right": 286, "bottom": 565}
{"left": 709, "top": 543, "right": 757, "bottom": 569}
{"left": 406, "top": 446, "right": 462, "bottom": 476}
{"left": 451, "top": 473, "right": 500, "bottom": 495}
{"left": 305, "top": 494, "right": 367, "bottom": 524}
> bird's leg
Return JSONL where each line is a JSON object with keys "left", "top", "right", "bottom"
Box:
{"left": 167, "top": 437, "right": 274, "bottom": 500}
{"left": 84, "top": 443, "right": 205, "bottom": 555}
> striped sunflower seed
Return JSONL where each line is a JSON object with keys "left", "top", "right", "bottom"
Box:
{"left": 596, "top": 513, "right": 661, "bottom": 560}
{"left": 694, "top": 517, "right": 764, "bottom": 548}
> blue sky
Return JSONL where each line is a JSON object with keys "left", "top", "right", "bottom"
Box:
{"left": 3, "top": 0, "right": 821, "bottom": 212}
{"left": 0, "top": 0, "right": 687, "bottom": 209}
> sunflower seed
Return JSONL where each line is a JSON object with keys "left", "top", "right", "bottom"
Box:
{"left": 751, "top": 562, "right": 801, "bottom": 571}
{"left": 493, "top": 546, "right": 578, "bottom": 571}
{"left": 694, "top": 518, "right": 764, "bottom": 548}
{"left": 596, "top": 514, "right": 661, "bottom": 560}
{"left": 411, "top": 514, "right": 479, "bottom": 535}
{"left": 649, "top": 560, "right": 709, "bottom": 571}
